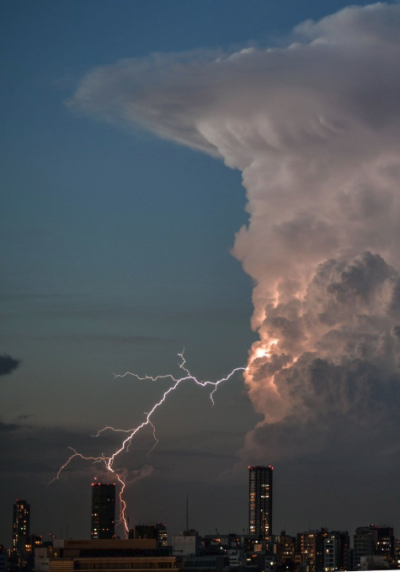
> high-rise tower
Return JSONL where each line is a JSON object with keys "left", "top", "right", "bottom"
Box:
{"left": 91, "top": 481, "right": 116, "bottom": 539}
{"left": 248, "top": 465, "right": 273, "bottom": 538}
{"left": 12, "top": 500, "right": 30, "bottom": 553}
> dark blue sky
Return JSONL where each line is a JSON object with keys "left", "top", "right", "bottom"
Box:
{"left": 1, "top": 0, "right": 396, "bottom": 547}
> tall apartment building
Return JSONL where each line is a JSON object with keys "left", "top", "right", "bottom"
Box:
{"left": 353, "top": 525, "right": 394, "bottom": 568}
{"left": 249, "top": 466, "right": 273, "bottom": 539}
{"left": 12, "top": 500, "right": 30, "bottom": 553}
{"left": 296, "top": 529, "right": 329, "bottom": 572}
{"left": 324, "top": 531, "right": 351, "bottom": 571}
{"left": 296, "top": 531, "right": 317, "bottom": 572}
{"left": 373, "top": 526, "right": 394, "bottom": 562}
{"left": 353, "top": 527, "right": 376, "bottom": 569}
{"left": 91, "top": 482, "right": 116, "bottom": 539}
{"left": 394, "top": 538, "right": 400, "bottom": 569}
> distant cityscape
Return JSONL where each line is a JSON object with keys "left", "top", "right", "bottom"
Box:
{"left": 1, "top": 466, "right": 398, "bottom": 572}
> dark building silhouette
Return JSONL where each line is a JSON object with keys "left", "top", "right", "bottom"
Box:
{"left": 248, "top": 465, "right": 273, "bottom": 538}
{"left": 133, "top": 525, "right": 156, "bottom": 540}
{"left": 91, "top": 481, "right": 116, "bottom": 539}
{"left": 154, "top": 523, "right": 168, "bottom": 548}
{"left": 276, "top": 531, "right": 296, "bottom": 571}
{"left": 373, "top": 526, "right": 394, "bottom": 563}
{"left": 353, "top": 525, "right": 394, "bottom": 568}
{"left": 295, "top": 529, "right": 349, "bottom": 572}
{"left": 35, "top": 539, "right": 177, "bottom": 572}
{"left": 12, "top": 500, "right": 30, "bottom": 553}
{"left": 353, "top": 526, "right": 375, "bottom": 569}
{"left": 132, "top": 524, "right": 168, "bottom": 548}
{"left": 296, "top": 530, "right": 318, "bottom": 572}
{"left": 325, "top": 531, "right": 351, "bottom": 571}
{"left": 315, "top": 528, "right": 329, "bottom": 572}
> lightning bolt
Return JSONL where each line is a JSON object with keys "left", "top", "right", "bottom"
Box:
{"left": 50, "top": 351, "right": 245, "bottom": 537}
{"left": 146, "top": 421, "right": 159, "bottom": 457}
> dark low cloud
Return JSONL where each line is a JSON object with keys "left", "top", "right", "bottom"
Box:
{"left": 0, "top": 421, "right": 21, "bottom": 433}
{"left": 0, "top": 422, "right": 126, "bottom": 485}
{"left": 0, "top": 354, "right": 20, "bottom": 376}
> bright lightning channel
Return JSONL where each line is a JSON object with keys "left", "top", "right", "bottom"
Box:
{"left": 50, "top": 352, "right": 245, "bottom": 537}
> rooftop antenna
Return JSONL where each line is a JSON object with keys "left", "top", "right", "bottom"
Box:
{"left": 186, "top": 494, "right": 189, "bottom": 532}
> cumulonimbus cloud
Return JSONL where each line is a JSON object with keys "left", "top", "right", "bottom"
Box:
{"left": 69, "top": 3, "right": 400, "bottom": 462}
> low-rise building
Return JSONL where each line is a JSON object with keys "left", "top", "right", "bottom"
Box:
{"left": 173, "top": 533, "right": 200, "bottom": 557}
{"left": 35, "top": 539, "right": 177, "bottom": 572}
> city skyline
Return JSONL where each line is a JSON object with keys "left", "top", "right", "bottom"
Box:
{"left": 3, "top": 483, "right": 399, "bottom": 571}
{"left": 2, "top": 457, "right": 400, "bottom": 572}
{"left": 3, "top": 469, "right": 399, "bottom": 549}
{"left": 4, "top": 478, "right": 400, "bottom": 544}
{"left": 2, "top": 0, "right": 400, "bottom": 548}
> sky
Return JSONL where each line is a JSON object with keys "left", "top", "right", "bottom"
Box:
{"left": 2, "top": 0, "right": 400, "bottom": 547}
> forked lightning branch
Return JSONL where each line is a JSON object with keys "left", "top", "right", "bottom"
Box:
{"left": 50, "top": 352, "right": 245, "bottom": 536}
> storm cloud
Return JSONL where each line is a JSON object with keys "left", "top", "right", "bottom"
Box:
{"left": 69, "top": 3, "right": 400, "bottom": 464}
